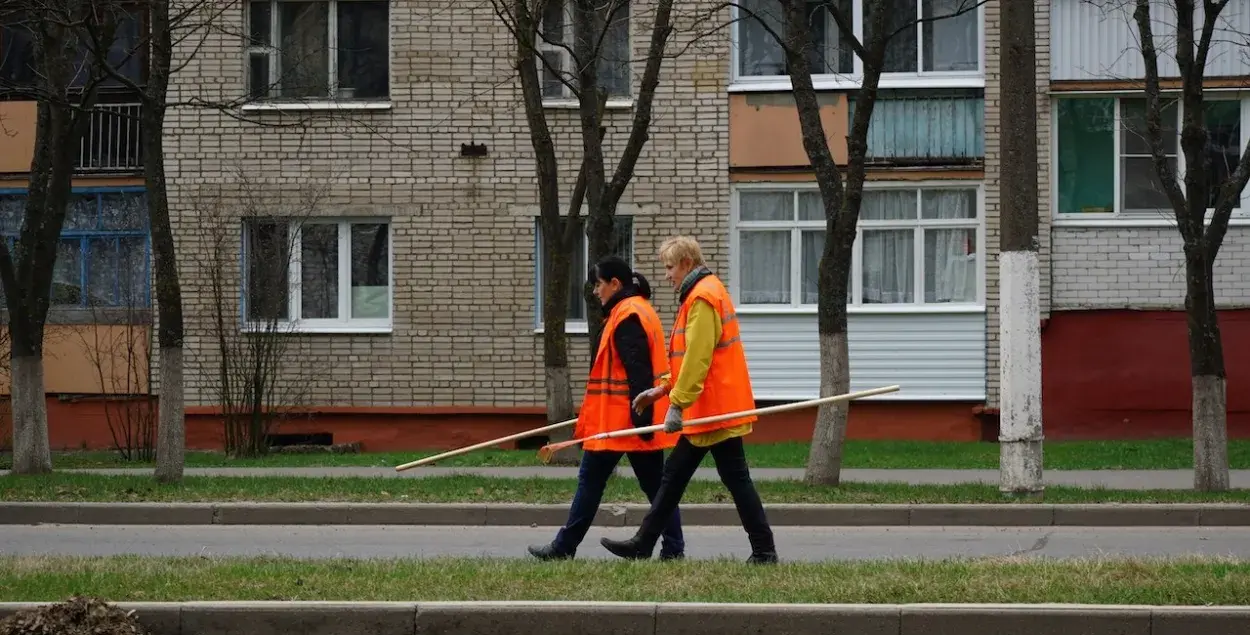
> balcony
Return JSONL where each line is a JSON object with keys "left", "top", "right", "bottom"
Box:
{"left": 850, "top": 90, "right": 985, "bottom": 167}
{"left": 77, "top": 102, "right": 143, "bottom": 174}
{"left": 0, "top": 101, "right": 143, "bottom": 176}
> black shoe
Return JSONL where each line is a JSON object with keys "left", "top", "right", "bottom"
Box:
{"left": 600, "top": 535, "right": 653, "bottom": 560}
{"left": 746, "top": 551, "right": 778, "bottom": 565}
{"left": 659, "top": 551, "right": 685, "bottom": 561}
{"left": 527, "top": 543, "right": 573, "bottom": 561}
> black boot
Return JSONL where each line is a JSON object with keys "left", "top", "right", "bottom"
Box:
{"left": 600, "top": 534, "right": 654, "bottom": 560}
{"left": 527, "top": 542, "right": 573, "bottom": 561}
{"left": 746, "top": 533, "right": 778, "bottom": 564}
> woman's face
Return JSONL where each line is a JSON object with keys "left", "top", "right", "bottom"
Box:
{"left": 593, "top": 275, "right": 623, "bottom": 306}
{"left": 663, "top": 257, "right": 693, "bottom": 290}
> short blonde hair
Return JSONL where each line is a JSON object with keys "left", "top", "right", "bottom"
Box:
{"left": 659, "top": 235, "right": 705, "bottom": 268}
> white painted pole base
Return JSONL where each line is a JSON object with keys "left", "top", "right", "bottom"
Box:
{"left": 998, "top": 250, "right": 1044, "bottom": 495}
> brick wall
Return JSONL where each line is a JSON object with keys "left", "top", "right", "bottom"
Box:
{"left": 982, "top": 0, "right": 1052, "bottom": 408}
{"left": 164, "top": 0, "right": 730, "bottom": 408}
{"left": 1051, "top": 226, "right": 1250, "bottom": 309}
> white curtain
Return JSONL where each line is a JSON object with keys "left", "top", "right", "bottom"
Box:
{"left": 923, "top": 0, "right": 979, "bottom": 71}
{"left": 739, "top": 191, "right": 792, "bottom": 304}
{"left": 860, "top": 190, "right": 914, "bottom": 304}
{"left": 922, "top": 190, "right": 976, "bottom": 303}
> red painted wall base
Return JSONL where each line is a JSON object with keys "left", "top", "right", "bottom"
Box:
{"left": 29, "top": 396, "right": 984, "bottom": 452}
{"left": 1039, "top": 308, "right": 1250, "bottom": 440}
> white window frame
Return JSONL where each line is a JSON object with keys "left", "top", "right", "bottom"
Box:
{"left": 242, "top": 0, "right": 394, "bottom": 111}
{"left": 1052, "top": 91, "right": 1250, "bottom": 228}
{"left": 536, "top": 0, "right": 635, "bottom": 109}
{"left": 241, "top": 217, "right": 394, "bottom": 334}
{"left": 533, "top": 216, "right": 635, "bottom": 334}
{"left": 728, "top": 0, "right": 986, "bottom": 92}
{"left": 729, "top": 181, "right": 986, "bottom": 315}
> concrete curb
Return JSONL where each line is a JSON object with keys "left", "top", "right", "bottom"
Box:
{"left": 3, "top": 502, "right": 1250, "bottom": 526}
{"left": 2, "top": 601, "right": 1249, "bottom": 635}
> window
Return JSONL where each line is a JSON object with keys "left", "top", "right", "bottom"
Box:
{"left": 1, "top": 11, "right": 145, "bottom": 96}
{"left": 534, "top": 215, "right": 633, "bottom": 328}
{"left": 245, "top": 0, "right": 390, "bottom": 102}
{"left": 0, "top": 189, "right": 149, "bottom": 309}
{"left": 733, "top": 185, "right": 980, "bottom": 308}
{"left": 1055, "top": 95, "right": 1246, "bottom": 219}
{"left": 242, "top": 218, "right": 391, "bottom": 331}
{"left": 537, "top": 0, "right": 631, "bottom": 100}
{"left": 733, "top": 0, "right": 982, "bottom": 88}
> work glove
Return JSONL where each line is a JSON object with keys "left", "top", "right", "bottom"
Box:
{"left": 632, "top": 386, "right": 665, "bottom": 414}
{"left": 663, "top": 404, "right": 684, "bottom": 434}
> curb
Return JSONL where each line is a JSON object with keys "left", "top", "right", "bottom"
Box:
{"left": 2, "top": 601, "right": 1249, "bottom": 635}
{"left": 3, "top": 502, "right": 1250, "bottom": 526}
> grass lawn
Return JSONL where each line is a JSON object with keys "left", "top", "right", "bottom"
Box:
{"left": 14, "top": 438, "right": 1250, "bottom": 471}
{"left": 5, "top": 473, "right": 1250, "bottom": 504}
{"left": 1, "top": 555, "right": 1247, "bottom": 604}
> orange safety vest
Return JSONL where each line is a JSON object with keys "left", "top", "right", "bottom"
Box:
{"left": 578, "top": 295, "right": 678, "bottom": 452}
{"left": 669, "top": 274, "right": 757, "bottom": 435}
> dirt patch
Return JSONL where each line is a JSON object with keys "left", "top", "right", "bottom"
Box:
{"left": 0, "top": 596, "right": 147, "bottom": 635}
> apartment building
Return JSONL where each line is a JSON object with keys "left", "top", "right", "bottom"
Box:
{"left": 1, "top": 0, "right": 1245, "bottom": 452}
{"left": 1038, "top": 0, "right": 1250, "bottom": 439}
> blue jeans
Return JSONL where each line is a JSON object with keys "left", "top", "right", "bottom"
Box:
{"left": 552, "top": 449, "right": 685, "bottom": 557}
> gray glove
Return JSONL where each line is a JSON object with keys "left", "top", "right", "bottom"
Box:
{"left": 663, "top": 404, "right": 684, "bottom": 433}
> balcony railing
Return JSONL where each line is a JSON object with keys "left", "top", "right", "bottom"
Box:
{"left": 76, "top": 102, "right": 143, "bottom": 174}
{"left": 850, "top": 92, "right": 985, "bottom": 166}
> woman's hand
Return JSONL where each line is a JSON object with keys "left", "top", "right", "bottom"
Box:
{"left": 632, "top": 386, "right": 665, "bottom": 413}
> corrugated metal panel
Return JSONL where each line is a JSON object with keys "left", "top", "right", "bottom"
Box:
{"left": 1052, "top": 0, "right": 1250, "bottom": 80}
{"left": 738, "top": 312, "right": 987, "bottom": 401}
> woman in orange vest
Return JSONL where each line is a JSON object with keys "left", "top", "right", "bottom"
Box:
{"left": 527, "top": 255, "right": 685, "bottom": 561}
{"left": 599, "top": 235, "right": 778, "bottom": 564}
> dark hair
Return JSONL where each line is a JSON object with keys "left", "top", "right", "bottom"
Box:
{"left": 589, "top": 255, "right": 652, "bottom": 299}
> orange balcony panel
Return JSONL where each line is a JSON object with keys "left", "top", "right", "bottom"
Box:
{"left": 729, "top": 92, "right": 849, "bottom": 169}
{"left": 0, "top": 101, "right": 37, "bottom": 174}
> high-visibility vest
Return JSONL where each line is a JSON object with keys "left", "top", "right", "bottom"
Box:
{"left": 669, "top": 275, "right": 757, "bottom": 435}
{"left": 578, "top": 295, "right": 678, "bottom": 452}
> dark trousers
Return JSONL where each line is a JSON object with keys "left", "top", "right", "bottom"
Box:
{"left": 553, "top": 449, "right": 685, "bottom": 557}
{"left": 638, "top": 435, "right": 775, "bottom": 554}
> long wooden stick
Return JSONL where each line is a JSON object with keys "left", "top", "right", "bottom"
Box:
{"left": 394, "top": 417, "right": 577, "bottom": 472}
{"left": 536, "top": 384, "right": 901, "bottom": 463}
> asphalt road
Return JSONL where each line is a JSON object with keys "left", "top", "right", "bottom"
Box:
{"left": 3, "top": 525, "right": 1249, "bottom": 561}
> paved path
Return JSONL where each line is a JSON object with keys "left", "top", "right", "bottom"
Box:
{"left": 3, "top": 524, "right": 1249, "bottom": 561}
{"left": 10, "top": 466, "right": 1250, "bottom": 489}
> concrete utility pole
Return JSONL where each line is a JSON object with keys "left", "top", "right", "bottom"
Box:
{"left": 997, "top": 0, "right": 1043, "bottom": 496}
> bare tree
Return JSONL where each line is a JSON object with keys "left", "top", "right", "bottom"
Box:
{"left": 190, "top": 175, "right": 319, "bottom": 458}
{"left": 0, "top": 3, "right": 120, "bottom": 474}
{"left": 747, "top": 0, "right": 985, "bottom": 485}
{"left": 1126, "top": 0, "right": 1250, "bottom": 491}
{"left": 491, "top": 0, "right": 675, "bottom": 462}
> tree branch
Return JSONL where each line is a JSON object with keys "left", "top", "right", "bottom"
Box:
{"left": 1132, "top": 0, "right": 1189, "bottom": 229}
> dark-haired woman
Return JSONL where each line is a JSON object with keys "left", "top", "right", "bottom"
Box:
{"left": 527, "top": 256, "right": 685, "bottom": 561}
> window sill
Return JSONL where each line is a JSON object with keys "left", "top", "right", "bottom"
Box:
{"left": 542, "top": 98, "right": 634, "bottom": 110}
{"left": 240, "top": 322, "right": 393, "bottom": 335}
{"left": 1053, "top": 215, "right": 1250, "bottom": 228}
{"left": 240, "top": 101, "right": 393, "bottom": 112}
{"left": 728, "top": 74, "right": 985, "bottom": 93}
{"left": 736, "top": 304, "right": 986, "bottom": 315}
{"left": 533, "top": 321, "right": 591, "bottom": 335}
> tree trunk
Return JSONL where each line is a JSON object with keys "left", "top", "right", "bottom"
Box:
{"left": 804, "top": 329, "right": 850, "bottom": 483}
{"left": 997, "top": 0, "right": 1043, "bottom": 496}
{"left": 9, "top": 352, "right": 50, "bottom": 474}
{"left": 541, "top": 227, "right": 578, "bottom": 464}
{"left": 144, "top": 0, "right": 185, "bottom": 483}
{"left": 1186, "top": 245, "right": 1228, "bottom": 491}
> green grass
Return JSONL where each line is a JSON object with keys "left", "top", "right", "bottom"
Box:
{"left": 5, "top": 473, "right": 1250, "bottom": 504}
{"left": 18, "top": 438, "right": 1250, "bottom": 471}
{"left": 2, "top": 555, "right": 1248, "bottom": 604}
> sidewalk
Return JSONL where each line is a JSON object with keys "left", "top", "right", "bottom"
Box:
{"left": 7, "top": 466, "right": 1250, "bottom": 490}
